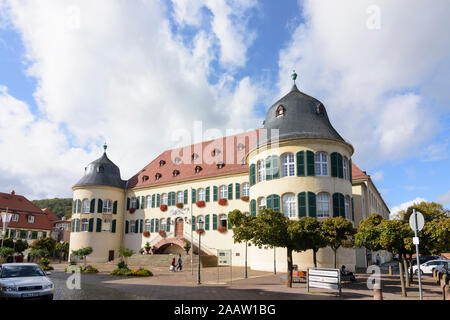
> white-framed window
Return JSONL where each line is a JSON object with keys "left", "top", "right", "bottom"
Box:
{"left": 281, "top": 154, "right": 295, "bottom": 177}
{"left": 258, "top": 160, "right": 266, "bottom": 182}
{"left": 345, "top": 197, "right": 350, "bottom": 219}
{"left": 145, "top": 219, "right": 151, "bottom": 231}
{"left": 219, "top": 214, "right": 227, "bottom": 228}
{"left": 317, "top": 193, "right": 330, "bottom": 218}
{"left": 315, "top": 152, "right": 328, "bottom": 176}
{"left": 198, "top": 188, "right": 205, "bottom": 201}
{"left": 146, "top": 196, "right": 152, "bottom": 208}
{"left": 103, "top": 200, "right": 112, "bottom": 213}
{"left": 258, "top": 197, "right": 266, "bottom": 212}
{"left": 219, "top": 186, "right": 227, "bottom": 199}
{"left": 81, "top": 219, "right": 89, "bottom": 232}
{"left": 102, "top": 220, "right": 111, "bottom": 232}
{"left": 130, "top": 221, "right": 136, "bottom": 233}
{"left": 343, "top": 157, "right": 348, "bottom": 180}
{"left": 131, "top": 197, "right": 137, "bottom": 209}
{"left": 161, "top": 193, "right": 168, "bottom": 205}
{"left": 177, "top": 191, "right": 184, "bottom": 204}
{"left": 242, "top": 183, "right": 250, "bottom": 197}
{"left": 27, "top": 231, "right": 32, "bottom": 240}
{"left": 282, "top": 193, "right": 296, "bottom": 218}
{"left": 160, "top": 219, "right": 167, "bottom": 231}
{"left": 28, "top": 215, "right": 35, "bottom": 224}
{"left": 82, "top": 199, "right": 90, "bottom": 213}
{"left": 37, "top": 232, "right": 43, "bottom": 239}
{"left": 11, "top": 214, "right": 19, "bottom": 222}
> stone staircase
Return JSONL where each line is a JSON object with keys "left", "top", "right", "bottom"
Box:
{"left": 109, "top": 252, "right": 217, "bottom": 268}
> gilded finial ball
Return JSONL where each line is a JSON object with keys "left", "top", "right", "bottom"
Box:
{"left": 291, "top": 70, "right": 297, "bottom": 82}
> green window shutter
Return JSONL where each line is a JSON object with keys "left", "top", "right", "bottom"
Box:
{"left": 77, "top": 219, "right": 81, "bottom": 232}
{"left": 349, "top": 159, "right": 353, "bottom": 182}
{"left": 184, "top": 190, "right": 188, "bottom": 204}
{"left": 127, "top": 197, "right": 130, "bottom": 210}
{"left": 141, "top": 196, "right": 145, "bottom": 209}
{"left": 136, "top": 197, "right": 140, "bottom": 209}
{"left": 155, "top": 219, "right": 159, "bottom": 232}
{"left": 140, "top": 219, "right": 144, "bottom": 233}
{"left": 306, "top": 151, "right": 315, "bottom": 176}
{"left": 113, "top": 201, "right": 117, "bottom": 214}
{"left": 192, "top": 189, "right": 197, "bottom": 203}
{"left": 157, "top": 194, "right": 160, "bottom": 207}
{"left": 205, "top": 215, "right": 210, "bottom": 230}
{"left": 88, "top": 218, "right": 94, "bottom": 232}
{"left": 250, "top": 164, "right": 256, "bottom": 186}
{"left": 235, "top": 183, "right": 241, "bottom": 199}
{"left": 332, "top": 194, "right": 339, "bottom": 217}
{"left": 228, "top": 184, "right": 233, "bottom": 200}
{"left": 213, "top": 186, "right": 218, "bottom": 201}
{"left": 266, "top": 195, "right": 273, "bottom": 210}
{"left": 135, "top": 220, "right": 139, "bottom": 234}
{"left": 192, "top": 216, "right": 196, "bottom": 231}
{"left": 112, "top": 220, "right": 116, "bottom": 233}
{"left": 152, "top": 194, "right": 155, "bottom": 208}
{"left": 273, "top": 195, "right": 280, "bottom": 212}
{"left": 351, "top": 198, "right": 355, "bottom": 220}
{"left": 166, "top": 218, "right": 170, "bottom": 232}
{"left": 228, "top": 215, "right": 232, "bottom": 230}
{"left": 171, "top": 192, "right": 176, "bottom": 206}
{"left": 96, "top": 218, "right": 102, "bottom": 232}
{"left": 98, "top": 199, "right": 103, "bottom": 213}
{"left": 339, "top": 194, "right": 345, "bottom": 218}
{"left": 265, "top": 157, "right": 272, "bottom": 181}
{"left": 213, "top": 214, "right": 218, "bottom": 230}
{"left": 308, "top": 192, "right": 317, "bottom": 218}
{"left": 150, "top": 219, "right": 154, "bottom": 233}
{"left": 71, "top": 220, "right": 75, "bottom": 232}
{"left": 206, "top": 187, "right": 210, "bottom": 202}
{"left": 125, "top": 220, "right": 129, "bottom": 234}
{"left": 251, "top": 200, "right": 256, "bottom": 216}
{"left": 297, "top": 151, "right": 305, "bottom": 176}
{"left": 298, "top": 192, "right": 306, "bottom": 218}
{"left": 90, "top": 199, "right": 96, "bottom": 213}
{"left": 331, "top": 153, "right": 338, "bottom": 177}
{"left": 272, "top": 155, "right": 280, "bottom": 179}
{"left": 337, "top": 154, "right": 344, "bottom": 179}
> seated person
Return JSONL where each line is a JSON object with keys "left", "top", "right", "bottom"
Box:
{"left": 340, "top": 265, "right": 356, "bottom": 282}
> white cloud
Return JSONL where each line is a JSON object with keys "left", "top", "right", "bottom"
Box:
{"left": 437, "top": 191, "right": 450, "bottom": 206}
{"left": 0, "top": 0, "right": 262, "bottom": 199}
{"left": 390, "top": 197, "right": 427, "bottom": 220}
{"left": 278, "top": 0, "right": 450, "bottom": 167}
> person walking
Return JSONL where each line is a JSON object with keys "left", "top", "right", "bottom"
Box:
{"left": 176, "top": 254, "right": 183, "bottom": 271}
{"left": 170, "top": 257, "right": 176, "bottom": 272}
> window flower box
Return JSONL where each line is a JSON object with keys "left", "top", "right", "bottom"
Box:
{"left": 160, "top": 205, "right": 168, "bottom": 212}
{"left": 241, "top": 196, "right": 249, "bottom": 202}
{"left": 217, "top": 226, "right": 227, "bottom": 233}
{"left": 196, "top": 201, "right": 206, "bottom": 208}
{"left": 129, "top": 208, "right": 136, "bottom": 214}
{"left": 158, "top": 230, "right": 166, "bottom": 238}
{"left": 218, "top": 198, "right": 228, "bottom": 206}
{"left": 176, "top": 203, "right": 184, "bottom": 209}
{"left": 143, "top": 231, "right": 150, "bottom": 238}
{"left": 196, "top": 229, "right": 205, "bottom": 235}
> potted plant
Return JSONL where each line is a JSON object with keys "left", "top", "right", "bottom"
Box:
{"left": 139, "top": 248, "right": 145, "bottom": 255}
{"left": 129, "top": 208, "right": 136, "bottom": 214}
{"left": 196, "top": 229, "right": 205, "bottom": 235}
{"left": 241, "top": 196, "right": 249, "bottom": 202}
{"left": 158, "top": 230, "right": 166, "bottom": 238}
{"left": 143, "top": 231, "right": 150, "bottom": 238}
{"left": 218, "top": 198, "right": 228, "bottom": 206}
{"left": 144, "top": 242, "right": 151, "bottom": 254}
{"left": 160, "top": 204, "right": 168, "bottom": 212}
{"left": 183, "top": 241, "right": 191, "bottom": 254}
{"left": 217, "top": 226, "right": 227, "bottom": 233}
{"left": 176, "top": 203, "right": 184, "bottom": 209}
{"left": 196, "top": 201, "right": 206, "bottom": 208}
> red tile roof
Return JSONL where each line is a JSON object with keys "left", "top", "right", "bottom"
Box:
{"left": 128, "top": 130, "right": 261, "bottom": 189}
{"left": 42, "top": 208, "right": 60, "bottom": 222}
{"left": 351, "top": 162, "right": 369, "bottom": 179}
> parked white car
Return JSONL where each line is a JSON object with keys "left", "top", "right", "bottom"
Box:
{"left": 412, "top": 259, "right": 449, "bottom": 275}
{"left": 0, "top": 263, "right": 54, "bottom": 300}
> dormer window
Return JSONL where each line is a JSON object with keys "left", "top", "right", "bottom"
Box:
{"left": 237, "top": 143, "right": 245, "bottom": 151}
{"left": 192, "top": 153, "right": 199, "bottom": 160}
{"left": 28, "top": 215, "right": 35, "bottom": 224}
{"left": 173, "top": 170, "right": 180, "bottom": 177}
{"left": 159, "top": 160, "right": 166, "bottom": 167}
{"left": 195, "top": 166, "right": 202, "bottom": 173}
{"left": 142, "top": 175, "right": 149, "bottom": 182}
{"left": 316, "top": 104, "right": 325, "bottom": 115}
{"left": 217, "top": 162, "right": 225, "bottom": 169}
{"left": 276, "top": 105, "right": 285, "bottom": 117}
{"left": 97, "top": 165, "right": 104, "bottom": 173}
{"left": 212, "top": 148, "right": 221, "bottom": 156}
{"left": 155, "top": 173, "right": 162, "bottom": 180}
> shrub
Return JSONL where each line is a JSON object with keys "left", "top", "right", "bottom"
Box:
{"left": 83, "top": 266, "right": 99, "bottom": 274}
{"left": 117, "top": 259, "right": 127, "bottom": 269}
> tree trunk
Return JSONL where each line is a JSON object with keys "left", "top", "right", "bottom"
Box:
{"left": 409, "top": 258, "right": 414, "bottom": 283}
{"left": 398, "top": 259, "right": 407, "bottom": 297}
{"left": 403, "top": 258, "right": 410, "bottom": 287}
{"left": 313, "top": 248, "right": 318, "bottom": 268}
{"left": 286, "top": 247, "right": 293, "bottom": 288}
{"left": 333, "top": 248, "right": 338, "bottom": 269}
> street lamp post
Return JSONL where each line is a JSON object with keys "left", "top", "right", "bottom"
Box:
{"left": 197, "top": 219, "right": 204, "bottom": 285}
{"left": 244, "top": 241, "right": 248, "bottom": 279}
{"left": 274, "top": 247, "right": 276, "bottom": 275}
{"left": 1, "top": 209, "right": 12, "bottom": 248}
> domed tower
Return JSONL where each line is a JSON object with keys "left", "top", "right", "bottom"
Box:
{"left": 247, "top": 72, "right": 356, "bottom": 271}
{"left": 70, "top": 144, "right": 127, "bottom": 262}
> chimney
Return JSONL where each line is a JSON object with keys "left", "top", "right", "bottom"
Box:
{"left": 11, "top": 190, "right": 15, "bottom": 195}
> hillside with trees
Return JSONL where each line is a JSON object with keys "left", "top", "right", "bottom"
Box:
{"left": 32, "top": 198, "right": 72, "bottom": 219}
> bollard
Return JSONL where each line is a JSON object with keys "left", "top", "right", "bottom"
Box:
{"left": 444, "top": 285, "right": 450, "bottom": 300}
{"left": 388, "top": 265, "right": 393, "bottom": 276}
{"left": 373, "top": 283, "right": 383, "bottom": 300}
{"left": 441, "top": 274, "right": 448, "bottom": 288}
{"left": 433, "top": 269, "right": 437, "bottom": 281}
{"left": 436, "top": 271, "right": 441, "bottom": 284}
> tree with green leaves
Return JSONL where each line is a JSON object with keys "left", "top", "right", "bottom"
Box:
{"left": 30, "top": 237, "right": 57, "bottom": 256}
{"left": 118, "top": 247, "right": 134, "bottom": 268}
{"left": 71, "top": 246, "right": 93, "bottom": 265}
{"left": 354, "top": 214, "right": 384, "bottom": 252}
{"left": 229, "top": 209, "right": 313, "bottom": 288}
{"left": 297, "top": 217, "right": 327, "bottom": 267}
{"left": 14, "top": 239, "right": 29, "bottom": 255}
{"left": 0, "top": 247, "right": 14, "bottom": 263}
{"left": 56, "top": 242, "right": 70, "bottom": 260}
{"left": 320, "top": 217, "right": 356, "bottom": 268}
{"left": 29, "top": 248, "right": 49, "bottom": 262}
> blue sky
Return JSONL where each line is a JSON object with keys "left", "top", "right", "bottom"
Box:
{"left": 0, "top": 0, "right": 449, "bottom": 215}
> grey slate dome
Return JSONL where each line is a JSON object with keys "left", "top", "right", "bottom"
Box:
{"left": 260, "top": 84, "right": 346, "bottom": 145}
{"left": 73, "top": 150, "right": 126, "bottom": 189}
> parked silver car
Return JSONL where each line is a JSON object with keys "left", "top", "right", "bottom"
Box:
{"left": 0, "top": 263, "right": 54, "bottom": 300}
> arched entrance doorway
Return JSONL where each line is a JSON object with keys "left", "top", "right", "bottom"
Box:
{"left": 175, "top": 217, "right": 184, "bottom": 237}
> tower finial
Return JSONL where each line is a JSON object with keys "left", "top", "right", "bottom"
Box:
{"left": 103, "top": 142, "right": 108, "bottom": 153}
{"left": 291, "top": 70, "right": 297, "bottom": 84}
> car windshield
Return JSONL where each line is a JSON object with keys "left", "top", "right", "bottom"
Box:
{"left": 0, "top": 265, "right": 45, "bottom": 278}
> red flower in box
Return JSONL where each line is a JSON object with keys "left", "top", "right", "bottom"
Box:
{"left": 176, "top": 203, "right": 184, "bottom": 209}
{"left": 217, "top": 226, "right": 227, "bottom": 233}
{"left": 218, "top": 198, "right": 228, "bottom": 206}
{"left": 158, "top": 230, "right": 166, "bottom": 238}
{"left": 129, "top": 208, "right": 136, "bottom": 214}
{"left": 143, "top": 231, "right": 150, "bottom": 238}
{"left": 196, "top": 201, "right": 206, "bottom": 208}
{"left": 160, "top": 205, "right": 168, "bottom": 212}
{"left": 241, "top": 196, "right": 249, "bottom": 202}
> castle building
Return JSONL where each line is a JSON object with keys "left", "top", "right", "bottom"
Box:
{"left": 69, "top": 77, "right": 389, "bottom": 271}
